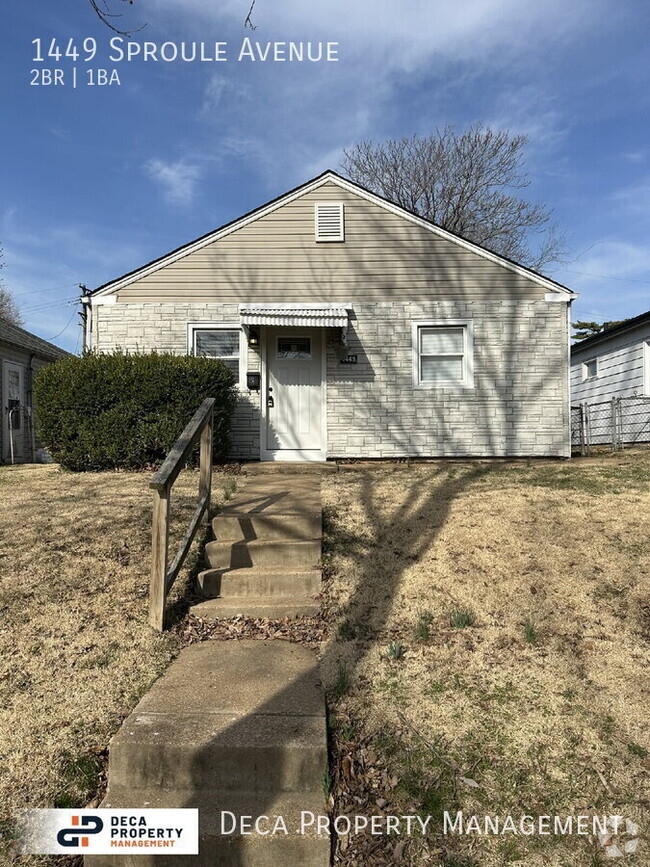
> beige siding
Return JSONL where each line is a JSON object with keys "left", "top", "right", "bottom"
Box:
{"left": 116, "top": 181, "right": 549, "bottom": 303}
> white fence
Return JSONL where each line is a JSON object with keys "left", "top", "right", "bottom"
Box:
{"left": 571, "top": 396, "right": 650, "bottom": 453}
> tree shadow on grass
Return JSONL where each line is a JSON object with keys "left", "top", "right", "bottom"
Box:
{"left": 175, "top": 464, "right": 492, "bottom": 865}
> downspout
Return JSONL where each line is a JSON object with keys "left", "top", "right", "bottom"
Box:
{"left": 27, "top": 353, "right": 36, "bottom": 461}
{"left": 567, "top": 297, "right": 575, "bottom": 459}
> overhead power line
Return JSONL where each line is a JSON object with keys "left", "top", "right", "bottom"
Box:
{"left": 46, "top": 307, "right": 79, "bottom": 341}
{"left": 563, "top": 269, "right": 650, "bottom": 285}
{"left": 12, "top": 282, "right": 83, "bottom": 300}
{"left": 19, "top": 297, "right": 79, "bottom": 316}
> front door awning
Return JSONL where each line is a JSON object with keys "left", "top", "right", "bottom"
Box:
{"left": 239, "top": 304, "right": 350, "bottom": 329}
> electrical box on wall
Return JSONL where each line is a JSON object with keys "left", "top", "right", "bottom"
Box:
{"left": 246, "top": 372, "right": 261, "bottom": 391}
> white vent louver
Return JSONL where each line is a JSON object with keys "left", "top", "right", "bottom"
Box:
{"left": 315, "top": 202, "right": 344, "bottom": 242}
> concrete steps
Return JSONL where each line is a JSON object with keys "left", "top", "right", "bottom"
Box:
{"left": 205, "top": 539, "right": 321, "bottom": 570}
{"left": 191, "top": 597, "right": 320, "bottom": 620}
{"left": 197, "top": 567, "right": 321, "bottom": 598}
{"left": 86, "top": 641, "right": 329, "bottom": 867}
{"left": 213, "top": 512, "right": 321, "bottom": 542}
{"left": 191, "top": 476, "right": 322, "bottom": 620}
{"left": 109, "top": 711, "right": 326, "bottom": 793}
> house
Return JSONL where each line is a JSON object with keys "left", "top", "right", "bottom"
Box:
{"left": 84, "top": 171, "right": 575, "bottom": 461}
{"left": 0, "top": 318, "right": 70, "bottom": 463}
{"left": 571, "top": 310, "right": 650, "bottom": 403}
{"left": 570, "top": 310, "right": 650, "bottom": 446}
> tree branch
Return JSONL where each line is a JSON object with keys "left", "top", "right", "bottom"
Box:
{"left": 87, "top": 0, "right": 145, "bottom": 35}
{"left": 245, "top": 0, "right": 258, "bottom": 29}
{"left": 342, "top": 123, "right": 569, "bottom": 272}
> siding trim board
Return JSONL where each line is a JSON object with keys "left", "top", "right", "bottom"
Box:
{"left": 90, "top": 171, "right": 572, "bottom": 299}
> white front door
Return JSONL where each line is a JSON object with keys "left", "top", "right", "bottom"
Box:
{"left": 2, "top": 361, "right": 25, "bottom": 462}
{"left": 263, "top": 327, "right": 325, "bottom": 461}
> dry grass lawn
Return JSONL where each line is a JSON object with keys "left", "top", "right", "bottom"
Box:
{"left": 2, "top": 453, "right": 649, "bottom": 867}
{"left": 0, "top": 464, "right": 235, "bottom": 863}
{"left": 320, "top": 451, "right": 650, "bottom": 866}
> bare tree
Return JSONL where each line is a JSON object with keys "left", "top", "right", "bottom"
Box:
{"left": 0, "top": 288, "right": 22, "bottom": 327}
{"left": 0, "top": 250, "right": 23, "bottom": 327}
{"left": 342, "top": 124, "right": 568, "bottom": 272}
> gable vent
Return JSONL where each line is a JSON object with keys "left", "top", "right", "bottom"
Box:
{"left": 315, "top": 202, "right": 345, "bottom": 242}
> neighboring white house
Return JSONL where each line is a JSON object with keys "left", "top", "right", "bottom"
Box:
{"left": 571, "top": 310, "right": 650, "bottom": 403}
{"left": 84, "top": 171, "right": 575, "bottom": 461}
{"left": 571, "top": 310, "right": 650, "bottom": 447}
{"left": 0, "top": 319, "right": 70, "bottom": 463}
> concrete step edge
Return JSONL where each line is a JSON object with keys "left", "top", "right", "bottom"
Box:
{"left": 190, "top": 598, "right": 320, "bottom": 619}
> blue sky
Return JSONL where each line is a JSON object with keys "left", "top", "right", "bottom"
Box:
{"left": 2, "top": 0, "right": 649, "bottom": 352}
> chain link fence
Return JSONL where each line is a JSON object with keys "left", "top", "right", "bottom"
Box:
{"left": 571, "top": 396, "right": 650, "bottom": 453}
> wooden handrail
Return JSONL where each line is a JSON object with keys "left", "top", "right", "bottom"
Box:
{"left": 149, "top": 398, "right": 215, "bottom": 630}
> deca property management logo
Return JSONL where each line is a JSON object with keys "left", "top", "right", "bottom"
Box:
{"left": 57, "top": 813, "right": 104, "bottom": 848}
{"left": 17, "top": 808, "right": 199, "bottom": 855}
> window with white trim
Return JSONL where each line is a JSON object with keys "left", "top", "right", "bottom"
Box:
{"left": 413, "top": 321, "right": 474, "bottom": 387}
{"left": 315, "top": 202, "right": 344, "bottom": 242}
{"left": 188, "top": 324, "right": 243, "bottom": 384}
{"left": 582, "top": 358, "right": 598, "bottom": 380}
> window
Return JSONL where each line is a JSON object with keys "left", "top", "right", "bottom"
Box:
{"left": 7, "top": 369, "right": 21, "bottom": 430}
{"left": 188, "top": 324, "right": 243, "bottom": 384}
{"left": 413, "top": 321, "right": 474, "bottom": 387}
{"left": 582, "top": 358, "right": 598, "bottom": 380}
{"left": 277, "top": 336, "right": 311, "bottom": 359}
{"left": 315, "top": 202, "right": 344, "bottom": 242}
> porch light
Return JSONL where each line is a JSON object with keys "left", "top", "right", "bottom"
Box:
{"left": 248, "top": 328, "right": 260, "bottom": 347}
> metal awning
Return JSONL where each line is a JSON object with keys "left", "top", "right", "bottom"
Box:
{"left": 239, "top": 304, "right": 350, "bottom": 328}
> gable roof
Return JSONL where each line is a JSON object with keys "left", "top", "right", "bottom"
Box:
{"left": 571, "top": 308, "right": 650, "bottom": 355}
{"left": 92, "top": 170, "right": 573, "bottom": 298}
{"left": 0, "top": 318, "right": 71, "bottom": 361}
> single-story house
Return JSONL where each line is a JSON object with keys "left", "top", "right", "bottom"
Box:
{"left": 570, "top": 310, "right": 650, "bottom": 446}
{"left": 0, "top": 318, "right": 70, "bottom": 463}
{"left": 84, "top": 171, "right": 575, "bottom": 461}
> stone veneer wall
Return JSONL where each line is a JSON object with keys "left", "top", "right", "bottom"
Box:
{"left": 94, "top": 299, "right": 569, "bottom": 460}
{"left": 325, "top": 300, "right": 568, "bottom": 458}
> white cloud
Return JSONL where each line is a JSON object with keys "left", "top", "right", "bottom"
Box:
{"left": 611, "top": 175, "right": 650, "bottom": 219}
{"left": 149, "top": 0, "right": 605, "bottom": 72}
{"left": 143, "top": 0, "right": 617, "bottom": 194}
{"left": 201, "top": 73, "right": 251, "bottom": 115}
{"left": 622, "top": 149, "right": 648, "bottom": 163}
{"left": 145, "top": 158, "right": 202, "bottom": 206}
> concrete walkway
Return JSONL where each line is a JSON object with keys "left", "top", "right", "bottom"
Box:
{"left": 87, "top": 473, "right": 329, "bottom": 867}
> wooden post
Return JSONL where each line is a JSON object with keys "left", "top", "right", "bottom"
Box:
{"left": 611, "top": 397, "right": 618, "bottom": 452}
{"left": 148, "top": 398, "right": 215, "bottom": 630}
{"left": 579, "top": 403, "right": 586, "bottom": 457}
{"left": 199, "top": 408, "right": 213, "bottom": 525}
{"left": 149, "top": 487, "right": 170, "bottom": 631}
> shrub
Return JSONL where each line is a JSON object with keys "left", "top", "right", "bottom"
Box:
{"left": 34, "top": 352, "right": 238, "bottom": 471}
